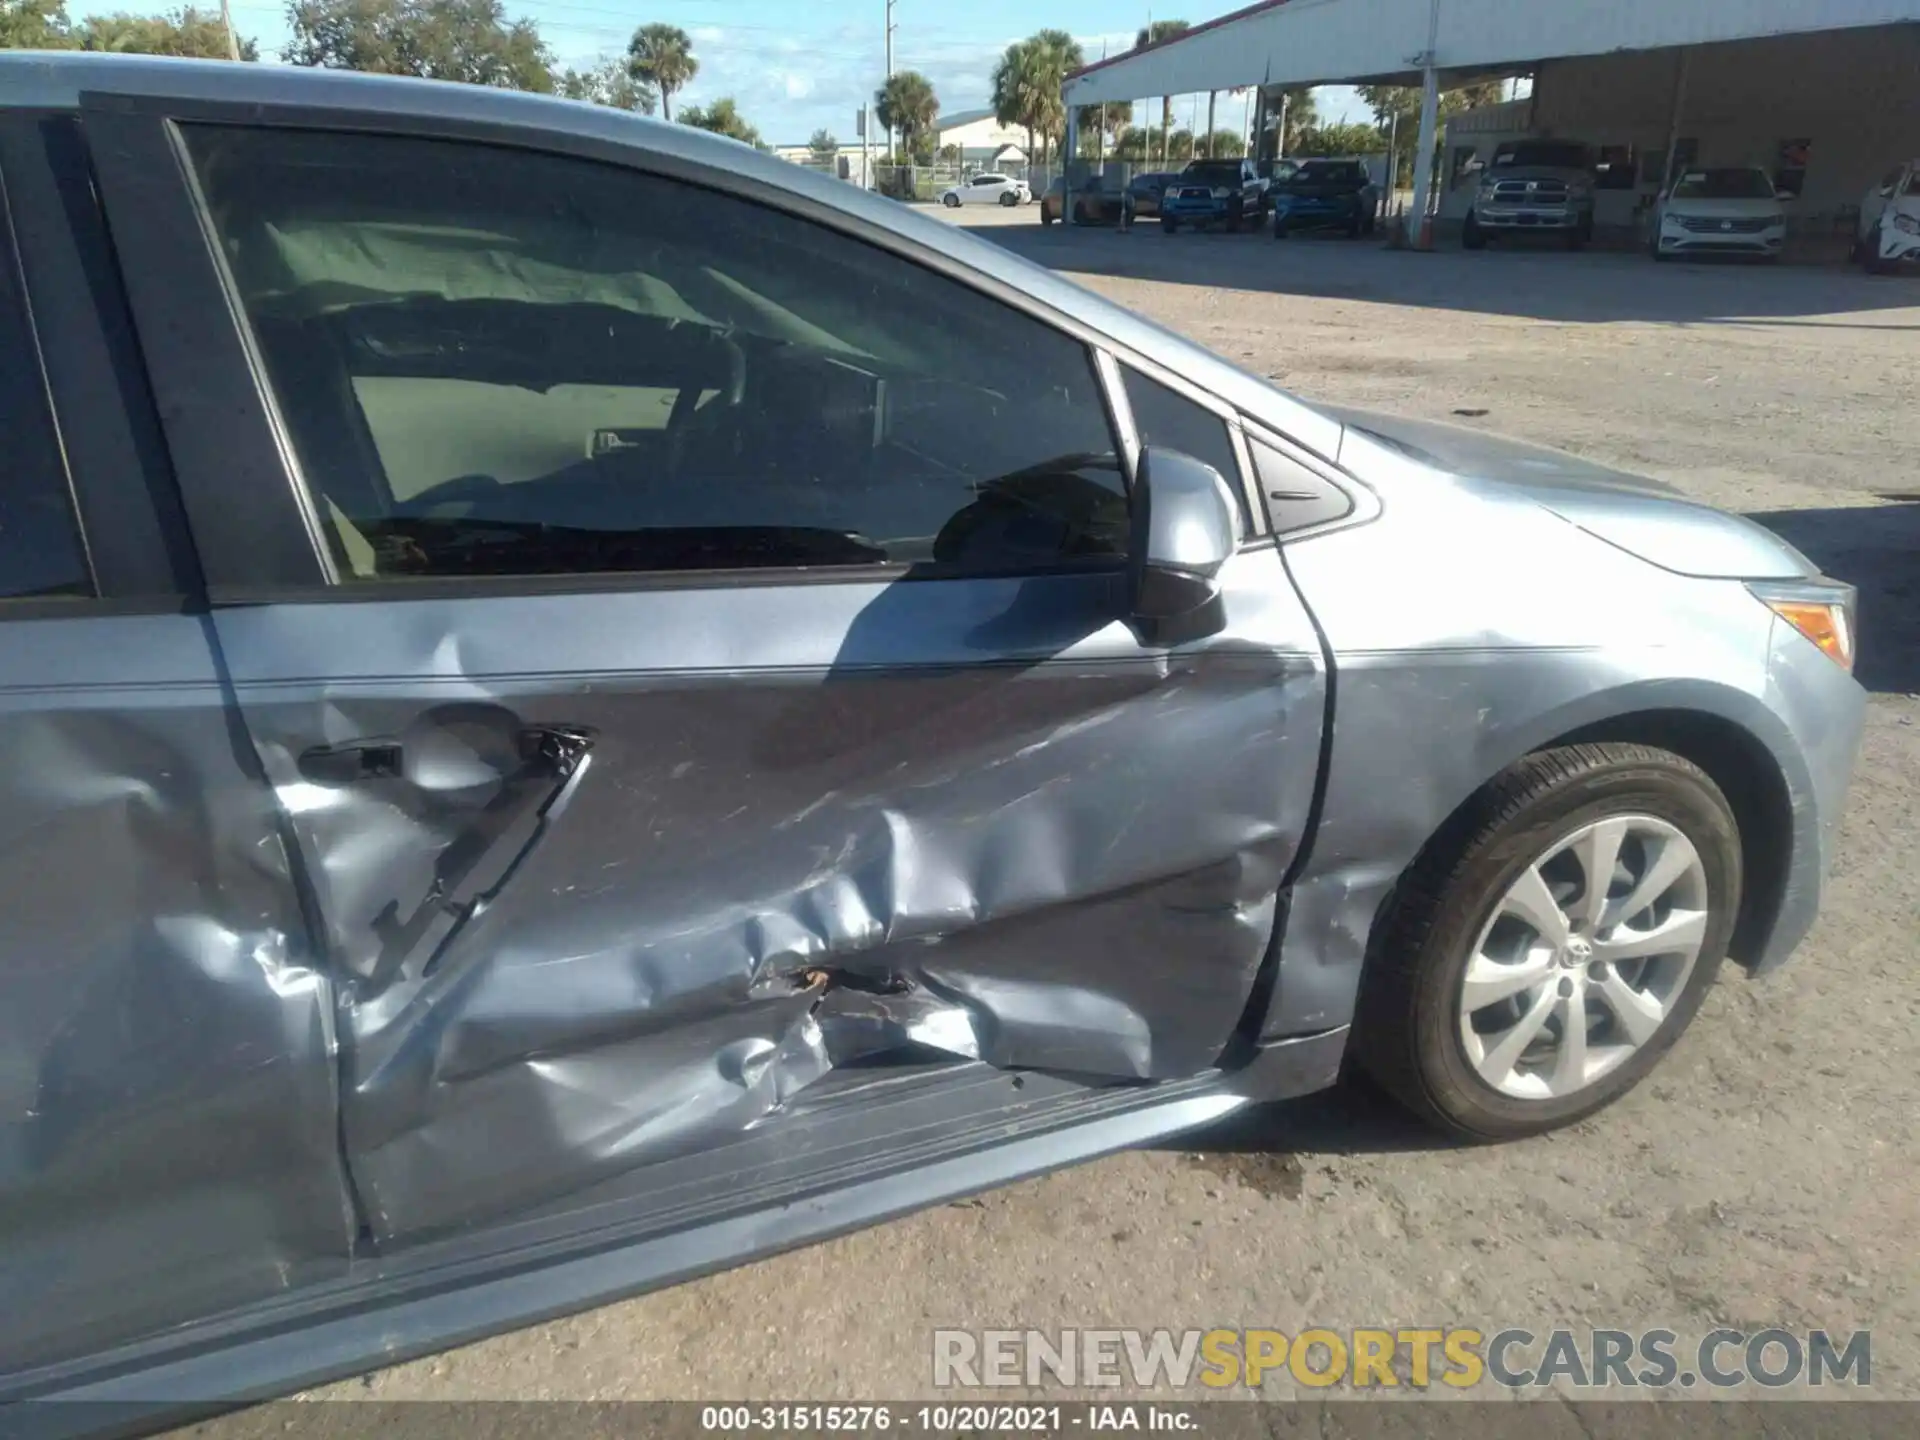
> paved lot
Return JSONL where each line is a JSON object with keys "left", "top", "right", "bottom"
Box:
{"left": 242, "top": 206, "right": 1920, "bottom": 1413}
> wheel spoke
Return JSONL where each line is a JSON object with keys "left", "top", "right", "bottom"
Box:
{"left": 1461, "top": 947, "right": 1555, "bottom": 1012}
{"left": 1501, "top": 863, "right": 1571, "bottom": 946}
{"left": 1594, "top": 968, "right": 1666, "bottom": 1046}
{"left": 1476, "top": 982, "right": 1558, "bottom": 1089}
{"left": 1547, "top": 987, "right": 1589, "bottom": 1095}
{"left": 1603, "top": 834, "right": 1699, "bottom": 929}
{"left": 1566, "top": 817, "right": 1630, "bottom": 928}
{"left": 1596, "top": 908, "right": 1708, "bottom": 962}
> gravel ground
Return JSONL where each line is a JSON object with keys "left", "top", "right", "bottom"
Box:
{"left": 205, "top": 206, "right": 1920, "bottom": 1419}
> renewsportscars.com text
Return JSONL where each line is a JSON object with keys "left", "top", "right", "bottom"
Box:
{"left": 931, "top": 1327, "right": 1872, "bottom": 1391}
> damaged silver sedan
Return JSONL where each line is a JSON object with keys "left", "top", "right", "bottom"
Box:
{"left": 0, "top": 55, "right": 1864, "bottom": 1419}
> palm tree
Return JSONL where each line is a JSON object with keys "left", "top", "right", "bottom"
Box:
{"left": 1134, "top": 18, "right": 1189, "bottom": 166}
{"left": 991, "top": 30, "right": 1084, "bottom": 170}
{"left": 875, "top": 70, "right": 939, "bottom": 161}
{"left": 627, "top": 22, "right": 696, "bottom": 122}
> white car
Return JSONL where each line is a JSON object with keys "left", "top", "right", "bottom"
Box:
{"left": 1649, "top": 166, "right": 1787, "bottom": 262}
{"left": 940, "top": 173, "right": 1030, "bottom": 208}
{"left": 1855, "top": 160, "right": 1920, "bottom": 273}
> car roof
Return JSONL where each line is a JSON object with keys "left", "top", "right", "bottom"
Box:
{"left": 0, "top": 51, "right": 1343, "bottom": 459}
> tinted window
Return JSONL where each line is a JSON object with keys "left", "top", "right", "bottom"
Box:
{"left": 1905, "top": 170, "right": 1920, "bottom": 197}
{"left": 1287, "top": 162, "right": 1362, "bottom": 186}
{"left": 184, "top": 127, "right": 1126, "bottom": 581}
{"left": 0, "top": 223, "right": 90, "bottom": 599}
{"left": 1121, "top": 369, "right": 1242, "bottom": 504}
{"left": 1184, "top": 162, "right": 1243, "bottom": 183}
{"left": 1495, "top": 142, "right": 1591, "bottom": 171}
{"left": 1672, "top": 169, "right": 1774, "bottom": 200}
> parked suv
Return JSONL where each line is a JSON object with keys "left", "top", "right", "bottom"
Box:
{"left": 1270, "top": 158, "right": 1378, "bottom": 238}
{"left": 1161, "top": 157, "right": 1267, "bottom": 232}
{"left": 1854, "top": 159, "right": 1920, "bottom": 273}
{"left": 1465, "top": 139, "right": 1597, "bottom": 249}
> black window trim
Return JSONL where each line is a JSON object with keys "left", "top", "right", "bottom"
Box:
{"left": 0, "top": 126, "right": 98, "bottom": 610}
{"left": 77, "top": 89, "right": 1277, "bottom": 603}
{"left": 0, "top": 110, "right": 207, "bottom": 610}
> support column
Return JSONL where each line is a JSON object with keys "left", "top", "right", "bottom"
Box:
{"left": 1659, "top": 49, "right": 1691, "bottom": 196}
{"left": 1407, "top": 64, "right": 1440, "bottom": 248}
{"left": 1065, "top": 107, "right": 1081, "bottom": 226}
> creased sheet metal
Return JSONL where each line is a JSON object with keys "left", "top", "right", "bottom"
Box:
{"left": 0, "top": 616, "right": 353, "bottom": 1377}
{"left": 211, "top": 558, "right": 1327, "bottom": 1244}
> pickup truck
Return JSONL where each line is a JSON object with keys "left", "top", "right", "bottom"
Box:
{"left": 1464, "top": 138, "right": 1598, "bottom": 249}
{"left": 1160, "top": 157, "right": 1268, "bottom": 232}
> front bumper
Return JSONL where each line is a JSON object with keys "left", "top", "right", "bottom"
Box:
{"left": 1274, "top": 200, "right": 1358, "bottom": 227}
{"left": 1752, "top": 613, "right": 1868, "bottom": 972}
{"left": 1658, "top": 222, "right": 1785, "bottom": 256}
{"left": 1872, "top": 226, "right": 1920, "bottom": 264}
{"left": 1474, "top": 204, "right": 1582, "bottom": 230}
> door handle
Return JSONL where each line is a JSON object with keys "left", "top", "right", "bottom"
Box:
{"left": 298, "top": 740, "right": 405, "bottom": 786}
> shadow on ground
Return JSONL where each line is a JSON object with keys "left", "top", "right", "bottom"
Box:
{"left": 972, "top": 222, "right": 1920, "bottom": 328}
{"left": 1747, "top": 501, "right": 1920, "bottom": 696}
{"left": 1152, "top": 1073, "right": 1454, "bottom": 1195}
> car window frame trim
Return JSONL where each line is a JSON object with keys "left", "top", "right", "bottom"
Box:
{"left": 77, "top": 91, "right": 1184, "bottom": 602}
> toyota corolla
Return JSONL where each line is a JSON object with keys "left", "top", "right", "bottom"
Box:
{"left": 0, "top": 54, "right": 1864, "bottom": 1424}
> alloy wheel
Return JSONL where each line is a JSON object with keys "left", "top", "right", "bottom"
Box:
{"left": 1457, "top": 814, "right": 1710, "bottom": 1101}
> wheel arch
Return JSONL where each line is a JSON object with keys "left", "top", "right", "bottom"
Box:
{"left": 1260, "top": 676, "right": 1810, "bottom": 1042}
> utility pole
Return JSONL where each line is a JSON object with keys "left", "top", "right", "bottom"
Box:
{"left": 883, "top": 0, "right": 897, "bottom": 160}
{"left": 220, "top": 0, "right": 239, "bottom": 59}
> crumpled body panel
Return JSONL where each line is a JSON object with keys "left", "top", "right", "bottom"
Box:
{"left": 0, "top": 616, "right": 352, "bottom": 1376}
{"left": 210, "top": 559, "right": 1325, "bottom": 1243}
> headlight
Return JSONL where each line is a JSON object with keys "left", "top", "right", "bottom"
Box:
{"left": 1749, "top": 581, "right": 1858, "bottom": 673}
{"left": 1895, "top": 214, "right": 1920, "bottom": 235}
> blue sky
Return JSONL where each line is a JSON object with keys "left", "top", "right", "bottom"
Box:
{"left": 78, "top": 0, "right": 1372, "bottom": 144}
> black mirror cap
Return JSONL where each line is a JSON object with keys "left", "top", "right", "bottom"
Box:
{"left": 1128, "top": 446, "right": 1241, "bottom": 636}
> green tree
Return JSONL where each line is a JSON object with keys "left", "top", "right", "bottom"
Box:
{"left": 626, "top": 22, "right": 695, "bottom": 122}
{"left": 557, "top": 56, "right": 655, "bottom": 112}
{"left": 990, "top": 29, "right": 1082, "bottom": 167}
{"left": 1356, "top": 79, "right": 1504, "bottom": 134}
{"left": 1291, "top": 121, "right": 1384, "bottom": 158}
{"left": 679, "top": 95, "right": 759, "bottom": 147}
{"left": 808, "top": 128, "right": 839, "bottom": 160}
{"left": 285, "top": 0, "right": 551, "bottom": 89}
{"left": 1, "top": 0, "right": 73, "bottom": 48}
{"left": 1075, "top": 99, "right": 1132, "bottom": 154}
{"left": 1133, "top": 18, "right": 1188, "bottom": 162}
{"left": 1199, "top": 128, "right": 1245, "bottom": 158}
{"left": 874, "top": 69, "right": 938, "bottom": 159}
{"left": 75, "top": 7, "right": 254, "bottom": 56}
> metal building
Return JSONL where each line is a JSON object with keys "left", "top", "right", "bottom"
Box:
{"left": 1062, "top": 0, "right": 1920, "bottom": 243}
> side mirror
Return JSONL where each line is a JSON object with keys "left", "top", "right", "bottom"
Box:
{"left": 1129, "top": 446, "right": 1241, "bottom": 639}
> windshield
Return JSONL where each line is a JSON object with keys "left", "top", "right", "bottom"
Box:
{"left": 1671, "top": 168, "right": 1775, "bottom": 200}
{"left": 1182, "top": 161, "right": 1242, "bottom": 181}
{"left": 1494, "top": 142, "right": 1591, "bottom": 171}
{"left": 1285, "top": 161, "right": 1362, "bottom": 186}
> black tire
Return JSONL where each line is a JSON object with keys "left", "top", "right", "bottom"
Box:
{"left": 1463, "top": 214, "right": 1487, "bottom": 250}
{"left": 942, "top": 194, "right": 960, "bottom": 209}
{"left": 1041, "top": 207, "right": 1055, "bottom": 226}
{"left": 1353, "top": 743, "right": 1741, "bottom": 1142}
{"left": 1272, "top": 219, "right": 1289, "bottom": 240}
{"left": 1162, "top": 218, "right": 1178, "bottom": 234}
{"left": 1000, "top": 191, "right": 1017, "bottom": 207}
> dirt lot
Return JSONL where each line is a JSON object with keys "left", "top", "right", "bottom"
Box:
{"left": 271, "top": 208, "right": 1920, "bottom": 1409}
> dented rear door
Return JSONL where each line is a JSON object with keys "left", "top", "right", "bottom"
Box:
{"left": 86, "top": 98, "right": 1328, "bottom": 1246}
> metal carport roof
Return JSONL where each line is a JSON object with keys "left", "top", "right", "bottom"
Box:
{"left": 1063, "top": 0, "right": 1920, "bottom": 104}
